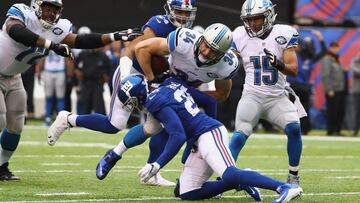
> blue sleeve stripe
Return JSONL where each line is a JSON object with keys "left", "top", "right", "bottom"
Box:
{"left": 167, "top": 28, "right": 180, "bottom": 52}
{"left": 231, "top": 42, "right": 237, "bottom": 49}
{"left": 7, "top": 7, "right": 25, "bottom": 22}
{"left": 287, "top": 34, "right": 299, "bottom": 48}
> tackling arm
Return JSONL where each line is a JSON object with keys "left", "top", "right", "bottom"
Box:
{"left": 205, "top": 79, "right": 232, "bottom": 102}
{"left": 135, "top": 37, "right": 170, "bottom": 81}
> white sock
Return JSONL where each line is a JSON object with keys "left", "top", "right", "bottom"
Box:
{"left": 67, "top": 114, "right": 78, "bottom": 127}
{"left": 0, "top": 146, "right": 14, "bottom": 166}
{"left": 113, "top": 140, "right": 127, "bottom": 156}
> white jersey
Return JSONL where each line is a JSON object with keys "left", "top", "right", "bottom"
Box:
{"left": 44, "top": 51, "right": 65, "bottom": 73}
{"left": 232, "top": 24, "right": 298, "bottom": 96}
{"left": 167, "top": 28, "right": 239, "bottom": 87}
{"left": 0, "top": 3, "right": 72, "bottom": 76}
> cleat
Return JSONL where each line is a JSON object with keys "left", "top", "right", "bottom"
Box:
{"left": 96, "top": 149, "right": 121, "bottom": 180}
{"left": 237, "top": 185, "right": 262, "bottom": 202}
{"left": 174, "top": 179, "right": 180, "bottom": 197}
{"left": 287, "top": 174, "right": 300, "bottom": 185}
{"left": 47, "top": 111, "right": 71, "bottom": 146}
{"left": 141, "top": 172, "right": 176, "bottom": 186}
{"left": 273, "top": 184, "right": 303, "bottom": 203}
{"left": 0, "top": 163, "right": 20, "bottom": 181}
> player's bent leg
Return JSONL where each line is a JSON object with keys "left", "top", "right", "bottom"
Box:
{"left": 0, "top": 129, "right": 20, "bottom": 181}
{"left": 75, "top": 114, "right": 119, "bottom": 134}
{"left": 284, "top": 122, "right": 302, "bottom": 185}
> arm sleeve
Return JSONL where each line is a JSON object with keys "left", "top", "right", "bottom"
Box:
{"left": 153, "top": 106, "right": 187, "bottom": 168}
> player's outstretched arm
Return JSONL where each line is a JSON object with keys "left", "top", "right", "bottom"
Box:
{"left": 135, "top": 37, "right": 170, "bottom": 81}
{"left": 61, "top": 28, "right": 143, "bottom": 49}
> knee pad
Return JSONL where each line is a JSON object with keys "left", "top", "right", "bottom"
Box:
{"left": 285, "top": 122, "right": 301, "bottom": 140}
{"left": 236, "top": 123, "right": 253, "bottom": 137}
{"left": 0, "top": 113, "right": 6, "bottom": 130}
{"left": 7, "top": 110, "right": 25, "bottom": 134}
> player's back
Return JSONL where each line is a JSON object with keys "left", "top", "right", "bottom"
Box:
{"left": 146, "top": 77, "right": 222, "bottom": 143}
{"left": 167, "top": 28, "right": 239, "bottom": 87}
{"left": 232, "top": 24, "right": 298, "bottom": 96}
{"left": 0, "top": 3, "right": 72, "bottom": 76}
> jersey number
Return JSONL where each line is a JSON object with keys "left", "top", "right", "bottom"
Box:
{"left": 173, "top": 86, "right": 200, "bottom": 116}
{"left": 183, "top": 31, "right": 196, "bottom": 44}
{"left": 250, "top": 56, "right": 278, "bottom": 86}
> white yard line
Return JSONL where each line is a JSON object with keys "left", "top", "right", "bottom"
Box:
{"left": 40, "top": 163, "right": 81, "bottom": 166}
{"left": 326, "top": 176, "right": 360, "bottom": 179}
{"left": 0, "top": 192, "right": 360, "bottom": 203}
{"left": 35, "top": 192, "right": 90, "bottom": 197}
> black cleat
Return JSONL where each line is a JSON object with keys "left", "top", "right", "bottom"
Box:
{"left": 0, "top": 162, "right": 20, "bottom": 181}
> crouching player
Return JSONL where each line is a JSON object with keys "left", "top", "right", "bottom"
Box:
{"left": 106, "top": 74, "right": 303, "bottom": 202}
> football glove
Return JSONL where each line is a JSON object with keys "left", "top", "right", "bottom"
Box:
{"left": 138, "top": 162, "right": 160, "bottom": 183}
{"left": 50, "top": 43, "right": 73, "bottom": 59}
{"left": 113, "top": 28, "right": 143, "bottom": 41}
{"left": 263, "top": 48, "right": 285, "bottom": 71}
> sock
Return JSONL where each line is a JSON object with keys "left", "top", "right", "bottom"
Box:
{"left": 76, "top": 114, "right": 119, "bottom": 134}
{"left": 45, "top": 97, "right": 53, "bottom": 118}
{"left": 123, "top": 125, "right": 148, "bottom": 148}
{"left": 180, "top": 180, "right": 236, "bottom": 200}
{"left": 222, "top": 166, "right": 283, "bottom": 191}
{"left": 56, "top": 98, "right": 65, "bottom": 112}
{"left": 0, "top": 129, "right": 20, "bottom": 165}
{"left": 229, "top": 131, "right": 248, "bottom": 162}
{"left": 113, "top": 140, "right": 127, "bottom": 156}
{"left": 284, "top": 122, "right": 302, "bottom": 171}
{"left": 68, "top": 114, "right": 78, "bottom": 127}
{"left": 147, "top": 130, "right": 168, "bottom": 163}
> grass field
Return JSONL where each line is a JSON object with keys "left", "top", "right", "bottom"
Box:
{"left": 1, "top": 126, "right": 360, "bottom": 202}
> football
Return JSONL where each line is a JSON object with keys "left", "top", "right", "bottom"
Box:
{"left": 151, "top": 55, "right": 170, "bottom": 74}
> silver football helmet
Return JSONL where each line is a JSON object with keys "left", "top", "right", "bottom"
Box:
{"left": 240, "top": 0, "right": 277, "bottom": 37}
{"left": 31, "top": 0, "right": 63, "bottom": 29}
{"left": 195, "top": 23, "right": 233, "bottom": 66}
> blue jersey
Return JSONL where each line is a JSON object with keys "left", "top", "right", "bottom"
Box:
{"left": 146, "top": 77, "right": 222, "bottom": 167}
{"left": 132, "top": 15, "right": 176, "bottom": 73}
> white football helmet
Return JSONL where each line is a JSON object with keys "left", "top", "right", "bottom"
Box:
{"left": 195, "top": 23, "right": 233, "bottom": 66}
{"left": 164, "top": 0, "right": 197, "bottom": 28}
{"left": 31, "top": 0, "right": 63, "bottom": 29}
{"left": 240, "top": 0, "right": 277, "bottom": 37}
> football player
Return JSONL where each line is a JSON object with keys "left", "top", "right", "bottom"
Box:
{"left": 95, "top": 23, "right": 239, "bottom": 184}
{"left": 48, "top": 0, "right": 197, "bottom": 186}
{"left": 0, "top": 0, "right": 141, "bottom": 181}
{"left": 118, "top": 74, "right": 303, "bottom": 202}
{"left": 229, "top": 0, "right": 303, "bottom": 185}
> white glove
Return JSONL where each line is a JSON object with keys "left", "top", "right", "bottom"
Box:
{"left": 138, "top": 162, "right": 160, "bottom": 183}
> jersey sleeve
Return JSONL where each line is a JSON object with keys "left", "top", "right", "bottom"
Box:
{"left": 166, "top": 28, "right": 182, "bottom": 53}
{"left": 284, "top": 26, "right": 299, "bottom": 49}
{"left": 142, "top": 15, "right": 174, "bottom": 37}
{"left": 145, "top": 88, "right": 170, "bottom": 114}
{"left": 6, "top": 4, "right": 30, "bottom": 23}
{"left": 220, "top": 51, "right": 240, "bottom": 80}
{"left": 50, "top": 18, "right": 73, "bottom": 43}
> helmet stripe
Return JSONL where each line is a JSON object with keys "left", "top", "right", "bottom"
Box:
{"left": 213, "top": 27, "right": 228, "bottom": 45}
{"left": 185, "top": 0, "right": 189, "bottom": 6}
{"left": 247, "top": 0, "right": 251, "bottom": 16}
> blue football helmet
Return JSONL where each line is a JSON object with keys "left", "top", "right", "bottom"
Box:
{"left": 164, "top": 0, "right": 197, "bottom": 28}
{"left": 31, "top": 0, "right": 63, "bottom": 29}
{"left": 240, "top": 0, "right": 277, "bottom": 37}
{"left": 117, "top": 74, "right": 149, "bottom": 111}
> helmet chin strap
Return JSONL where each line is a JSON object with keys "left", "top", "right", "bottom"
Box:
{"left": 40, "top": 19, "right": 53, "bottom": 29}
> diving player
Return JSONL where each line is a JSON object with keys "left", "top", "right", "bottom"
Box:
{"left": 0, "top": 0, "right": 141, "bottom": 181}
{"left": 229, "top": 0, "right": 304, "bottom": 184}
{"left": 48, "top": 0, "right": 198, "bottom": 186}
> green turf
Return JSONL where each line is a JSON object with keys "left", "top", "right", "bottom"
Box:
{"left": 1, "top": 127, "right": 359, "bottom": 202}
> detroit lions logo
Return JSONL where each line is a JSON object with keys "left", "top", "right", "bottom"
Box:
{"left": 52, "top": 27, "right": 64, "bottom": 35}
{"left": 207, "top": 72, "right": 219, "bottom": 78}
{"left": 275, "top": 36, "right": 287, "bottom": 45}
